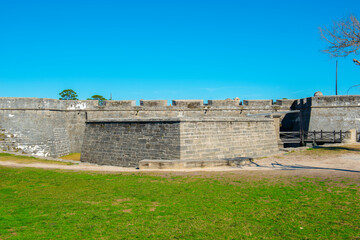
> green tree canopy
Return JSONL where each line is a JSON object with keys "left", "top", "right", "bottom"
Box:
{"left": 59, "top": 89, "right": 78, "bottom": 100}
{"left": 87, "top": 95, "right": 107, "bottom": 101}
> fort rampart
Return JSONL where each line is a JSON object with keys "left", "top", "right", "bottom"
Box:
{"left": 0, "top": 95, "right": 359, "bottom": 158}
{"left": 81, "top": 118, "right": 279, "bottom": 167}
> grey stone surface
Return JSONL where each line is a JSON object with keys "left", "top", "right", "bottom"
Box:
{"left": 81, "top": 120, "right": 181, "bottom": 167}
{"left": 81, "top": 118, "right": 279, "bottom": 167}
{"left": 0, "top": 110, "right": 70, "bottom": 157}
{"left": 208, "top": 99, "right": 240, "bottom": 107}
{"left": 243, "top": 100, "right": 273, "bottom": 106}
{"left": 172, "top": 100, "right": 203, "bottom": 108}
{"left": 294, "top": 96, "right": 360, "bottom": 132}
{"left": 139, "top": 158, "right": 252, "bottom": 169}
{"left": 140, "top": 100, "right": 168, "bottom": 107}
{"left": 1, "top": 95, "right": 360, "bottom": 158}
{"left": 0, "top": 97, "right": 294, "bottom": 157}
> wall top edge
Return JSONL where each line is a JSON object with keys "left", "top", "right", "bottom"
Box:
{"left": 86, "top": 117, "right": 274, "bottom": 123}
{"left": 1, "top": 96, "right": 359, "bottom": 109}
{"left": 0, "top": 97, "right": 298, "bottom": 107}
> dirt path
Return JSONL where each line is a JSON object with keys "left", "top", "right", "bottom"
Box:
{"left": 1, "top": 144, "right": 360, "bottom": 178}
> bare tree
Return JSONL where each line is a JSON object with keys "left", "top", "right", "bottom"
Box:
{"left": 319, "top": 15, "right": 360, "bottom": 58}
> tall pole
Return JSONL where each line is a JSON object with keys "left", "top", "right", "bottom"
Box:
{"left": 336, "top": 60, "right": 338, "bottom": 95}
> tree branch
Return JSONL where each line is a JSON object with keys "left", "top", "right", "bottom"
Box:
{"left": 320, "top": 14, "right": 360, "bottom": 57}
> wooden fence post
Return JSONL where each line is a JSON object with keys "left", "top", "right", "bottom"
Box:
{"left": 340, "top": 130, "right": 342, "bottom": 141}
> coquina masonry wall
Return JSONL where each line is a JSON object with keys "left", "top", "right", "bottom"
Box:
{"left": 292, "top": 96, "right": 360, "bottom": 132}
{"left": 0, "top": 97, "right": 293, "bottom": 157}
{"left": 81, "top": 118, "right": 279, "bottom": 167}
{"left": 179, "top": 119, "right": 279, "bottom": 160}
{"left": 1, "top": 95, "right": 359, "bottom": 158}
{"left": 81, "top": 120, "right": 181, "bottom": 167}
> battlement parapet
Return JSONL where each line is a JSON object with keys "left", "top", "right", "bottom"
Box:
{"left": 1, "top": 96, "right": 359, "bottom": 112}
{"left": 207, "top": 99, "right": 240, "bottom": 107}
{"left": 274, "top": 99, "right": 297, "bottom": 106}
{"left": 293, "top": 95, "right": 360, "bottom": 110}
{"left": 172, "top": 100, "right": 203, "bottom": 108}
{"left": 311, "top": 95, "right": 360, "bottom": 107}
{"left": 243, "top": 100, "right": 274, "bottom": 109}
{"left": 243, "top": 100, "right": 273, "bottom": 107}
{"left": 140, "top": 100, "right": 168, "bottom": 107}
{"left": 0, "top": 97, "right": 286, "bottom": 110}
{"left": 0, "top": 98, "right": 100, "bottom": 110}
{"left": 104, "top": 100, "right": 136, "bottom": 108}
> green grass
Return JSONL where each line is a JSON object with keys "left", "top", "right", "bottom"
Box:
{"left": 286, "top": 144, "right": 360, "bottom": 157}
{"left": 0, "top": 153, "right": 74, "bottom": 165}
{"left": 0, "top": 167, "right": 359, "bottom": 239}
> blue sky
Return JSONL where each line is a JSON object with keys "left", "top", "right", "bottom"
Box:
{"left": 1, "top": 0, "right": 360, "bottom": 102}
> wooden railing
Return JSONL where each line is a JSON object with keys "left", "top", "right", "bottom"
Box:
{"left": 280, "top": 130, "right": 348, "bottom": 144}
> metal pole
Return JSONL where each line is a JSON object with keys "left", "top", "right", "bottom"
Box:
{"left": 336, "top": 60, "right": 338, "bottom": 95}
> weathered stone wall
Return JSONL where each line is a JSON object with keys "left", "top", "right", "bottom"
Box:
{"left": 294, "top": 96, "right": 360, "bottom": 132}
{"left": 0, "top": 97, "right": 293, "bottom": 157}
{"left": 179, "top": 119, "right": 279, "bottom": 160}
{"left": 1, "top": 95, "right": 359, "bottom": 157}
{"left": 81, "top": 120, "right": 181, "bottom": 167}
{"left": 0, "top": 110, "right": 70, "bottom": 157}
{"left": 81, "top": 118, "right": 279, "bottom": 167}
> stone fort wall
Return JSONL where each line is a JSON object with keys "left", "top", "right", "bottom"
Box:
{"left": 81, "top": 118, "right": 279, "bottom": 167}
{"left": 280, "top": 95, "right": 360, "bottom": 132}
{"left": 0, "top": 95, "right": 359, "bottom": 157}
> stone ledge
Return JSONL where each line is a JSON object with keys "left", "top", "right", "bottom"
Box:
{"left": 172, "top": 100, "right": 204, "bottom": 108}
{"left": 86, "top": 117, "right": 274, "bottom": 123}
{"left": 139, "top": 158, "right": 252, "bottom": 169}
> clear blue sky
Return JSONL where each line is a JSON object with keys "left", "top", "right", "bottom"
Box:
{"left": 1, "top": 0, "right": 360, "bottom": 102}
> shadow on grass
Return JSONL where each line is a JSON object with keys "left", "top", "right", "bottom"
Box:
{"left": 268, "top": 162, "right": 360, "bottom": 173}
{"left": 310, "top": 146, "right": 360, "bottom": 152}
{"left": 250, "top": 160, "right": 360, "bottom": 173}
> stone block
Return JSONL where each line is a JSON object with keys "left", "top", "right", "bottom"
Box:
{"left": 172, "top": 100, "right": 203, "bottom": 108}
{"left": 275, "top": 99, "right": 296, "bottom": 106}
{"left": 208, "top": 99, "right": 240, "bottom": 107}
{"left": 139, "top": 158, "right": 252, "bottom": 169}
{"left": 243, "top": 100, "right": 273, "bottom": 106}
{"left": 140, "top": 100, "right": 168, "bottom": 107}
{"left": 105, "top": 100, "right": 136, "bottom": 108}
{"left": 81, "top": 117, "right": 279, "bottom": 167}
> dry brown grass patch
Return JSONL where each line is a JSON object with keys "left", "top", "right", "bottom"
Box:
{"left": 60, "top": 153, "right": 81, "bottom": 161}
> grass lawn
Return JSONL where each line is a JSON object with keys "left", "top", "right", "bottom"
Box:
{"left": 301, "top": 144, "right": 360, "bottom": 156}
{"left": 0, "top": 167, "right": 359, "bottom": 239}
